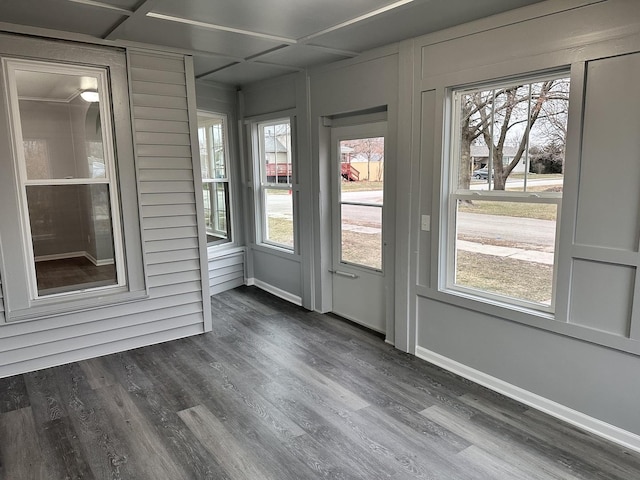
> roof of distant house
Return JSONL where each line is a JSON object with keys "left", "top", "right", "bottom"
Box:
{"left": 264, "top": 135, "right": 288, "bottom": 153}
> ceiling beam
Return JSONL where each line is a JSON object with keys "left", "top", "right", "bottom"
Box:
{"left": 303, "top": 44, "right": 360, "bottom": 58}
{"left": 104, "top": 0, "right": 159, "bottom": 40}
{"left": 194, "top": 62, "right": 240, "bottom": 80}
{"left": 297, "top": 0, "right": 415, "bottom": 43}
{"left": 66, "top": 0, "right": 133, "bottom": 16}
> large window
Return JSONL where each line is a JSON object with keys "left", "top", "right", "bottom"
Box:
{"left": 198, "top": 113, "right": 232, "bottom": 244}
{"left": 445, "top": 72, "right": 570, "bottom": 312}
{"left": 4, "top": 58, "right": 125, "bottom": 299}
{"left": 256, "top": 118, "right": 294, "bottom": 250}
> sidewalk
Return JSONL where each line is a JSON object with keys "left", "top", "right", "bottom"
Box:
{"left": 457, "top": 240, "right": 554, "bottom": 265}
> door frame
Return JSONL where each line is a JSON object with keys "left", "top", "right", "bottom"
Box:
{"left": 329, "top": 121, "right": 394, "bottom": 334}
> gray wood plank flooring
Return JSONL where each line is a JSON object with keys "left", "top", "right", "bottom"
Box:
{"left": 1, "top": 285, "right": 640, "bottom": 479}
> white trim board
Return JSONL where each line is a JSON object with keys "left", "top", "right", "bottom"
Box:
{"left": 415, "top": 346, "right": 640, "bottom": 454}
{"left": 245, "top": 277, "right": 302, "bottom": 306}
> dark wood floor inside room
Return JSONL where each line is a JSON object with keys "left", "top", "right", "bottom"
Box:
{"left": 35, "top": 256, "right": 116, "bottom": 293}
{"left": 1, "top": 286, "right": 640, "bottom": 479}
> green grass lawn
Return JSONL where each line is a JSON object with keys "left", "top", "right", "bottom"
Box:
{"left": 267, "top": 198, "right": 552, "bottom": 305}
{"left": 341, "top": 180, "right": 383, "bottom": 192}
{"left": 458, "top": 200, "right": 558, "bottom": 221}
{"left": 266, "top": 217, "right": 294, "bottom": 247}
{"left": 456, "top": 250, "right": 553, "bottom": 304}
{"left": 341, "top": 230, "right": 382, "bottom": 270}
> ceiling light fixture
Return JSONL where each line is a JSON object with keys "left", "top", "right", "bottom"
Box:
{"left": 80, "top": 89, "right": 100, "bottom": 102}
{"left": 146, "top": 12, "right": 297, "bottom": 44}
{"left": 298, "top": 0, "right": 415, "bottom": 43}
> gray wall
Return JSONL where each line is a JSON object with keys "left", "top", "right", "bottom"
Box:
{"left": 0, "top": 37, "right": 210, "bottom": 377}
{"left": 410, "top": 0, "right": 640, "bottom": 436}
{"left": 239, "top": 73, "right": 313, "bottom": 307}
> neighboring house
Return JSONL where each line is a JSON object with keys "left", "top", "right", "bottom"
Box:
{"left": 263, "top": 135, "right": 290, "bottom": 166}
{"left": 470, "top": 144, "right": 525, "bottom": 173}
{"left": 264, "top": 134, "right": 292, "bottom": 182}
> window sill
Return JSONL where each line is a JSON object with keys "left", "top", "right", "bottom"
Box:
{"left": 4, "top": 289, "right": 149, "bottom": 324}
{"left": 251, "top": 242, "right": 299, "bottom": 260}
{"left": 207, "top": 244, "right": 245, "bottom": 259}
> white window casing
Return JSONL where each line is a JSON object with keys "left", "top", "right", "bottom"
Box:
{"left": 442, "top": 70, "right": 571, "bottom": 314}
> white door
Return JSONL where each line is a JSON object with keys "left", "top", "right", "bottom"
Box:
{"left": 331, "top": 122, "right": 387, "bottom": 333}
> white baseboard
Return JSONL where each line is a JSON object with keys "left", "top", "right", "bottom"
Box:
{"left": 415, "top": 346, "right": 640, "bottom": 454}
{"left": 245, "top": 277, "right": 302, "bottom": 306}
{"left": 84, "top": 252, "right": 114, "bottom": 267}
{"left": 34, "top": 251, "right": 114, "bottom": 267}
{"left": 35, "top": 251, "right": 85, "bottom": 262}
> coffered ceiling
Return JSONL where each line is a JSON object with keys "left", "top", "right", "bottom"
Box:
{"left": 0, "top": 0, "right": 548, "bottom": 86}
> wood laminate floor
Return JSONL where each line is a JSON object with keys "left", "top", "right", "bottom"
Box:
{"left": 35, "top": 256, "right": 116, "bottom": 293}
{"left": 1, "top": 286, "right": 640, "bottom": 479}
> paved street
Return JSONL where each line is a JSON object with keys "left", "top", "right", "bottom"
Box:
{"left": 267, "top": 181, "right": 559, "bottom": 263}
{"left": 457, "top": 212, "right": 555, "bottom": 249}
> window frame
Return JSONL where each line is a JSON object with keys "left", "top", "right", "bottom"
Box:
{"left": 253, "top": 116, "right": 296, "bottom": 252}
{"left": 0, "top": 36, "right": 146, "bottom": 323}
{"left": 442, "top": 70, "right": 570, "bottom": 314}
{"left": 197, "top": 111, "right": 233, "bottom": 246}
{"left": 3, "top": 57, "right": 126, "bottom": 302}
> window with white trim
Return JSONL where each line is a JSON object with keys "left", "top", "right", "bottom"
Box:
{"left": 255, "top": 118, "right": 294, "bottom": 250}
{"left": 445, "top": 72, "right": 570, "bottom": 312}
{"left": 4, "top": 58, "right": 125, "bottom": 298}
{"left": 198, "top": 112, "right": 232, "bottom": 245}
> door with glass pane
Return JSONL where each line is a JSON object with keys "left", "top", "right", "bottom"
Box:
{"left": 331, "top": 123, "right": 386, "bottom": 333}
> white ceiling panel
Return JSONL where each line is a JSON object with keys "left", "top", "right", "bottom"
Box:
{"left": 0, "top": 0, "right": 125, "bottom": 37}
{"left": 256, "top": 45, "right": 353, "bottom": 69}
{"left": 308, "top": 0, "right": 549, "bottom": 52}
{"left": 192, "top": 56, "right": 238, "bottom": 78}
{"left": 199, "top": 62, "right": 298, "bottom": 87}
{"left": 114, "top": 15, "right": 285, "bottom": 59}
{"left": 151, "top": 0, "right": 398, "bottom": 40}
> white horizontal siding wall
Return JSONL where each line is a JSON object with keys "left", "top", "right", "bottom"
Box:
{"left": 209, "top": 249, "right": 245, "bottom": 295}
{"left": 130, "top": 50, "right": 209, "bottom": 330}
{"left": 0, "top": 50, "right": 209, "bottom": 378}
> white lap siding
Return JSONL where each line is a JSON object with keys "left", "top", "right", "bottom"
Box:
{"left": 209, "top": 250, "right": 245, "bottom": 295}
{"left": 0, "top": 50, "right": 209, "bottom": 378}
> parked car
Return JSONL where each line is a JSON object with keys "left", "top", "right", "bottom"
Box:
{"left": 472, "top": 167, "right": 493, "bottom": 179}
